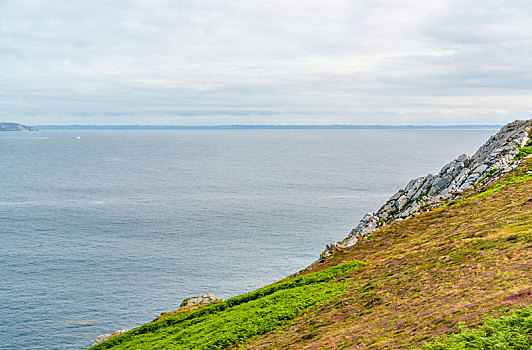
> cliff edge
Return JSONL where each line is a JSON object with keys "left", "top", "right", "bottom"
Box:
{"left": 324, "top": 119, "right": 532, "bottom": 254}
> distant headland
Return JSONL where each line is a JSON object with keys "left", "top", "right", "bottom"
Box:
{"left": 0, "top": 122, "right": 37, "bottom": 131}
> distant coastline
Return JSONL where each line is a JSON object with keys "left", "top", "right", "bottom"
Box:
{"left": 0, "top": 122, "right": 37, "bottom": 131}
{"left": 34, "top": 124, "right": 503, "bottom": 130}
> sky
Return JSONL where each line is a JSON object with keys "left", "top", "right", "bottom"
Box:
{"left": 1, "top": 0, "right": 531, "bottom": 125}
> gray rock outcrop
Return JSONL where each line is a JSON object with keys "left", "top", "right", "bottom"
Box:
{"left": 324, "top": 119, "right": 532, "bottom": 254}
{"left": 92, "top": 328, "right": 132, "bottom": 346}
{"left": 180, "top": 293, "right": 219, "bottom": 307}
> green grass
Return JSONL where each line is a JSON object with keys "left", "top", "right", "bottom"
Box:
{"left": 516, "top": 146, "right": 532, "bottom": 159}
{"left": 88, "top": 260, "right": 365, "bottom": 349}
{"left": 240, "top": 157, "right": 532, "bottom": 349}
{"left": 478, "top": 168, "right": 498, "bottom": 183}
{"left": 447, "top": 173, "right": 532, "bottom": 206}
{"left": 517, "top": 133, "right": 532, "bottom": 159}
{"left": 422, "top": 306, "right": 532, "bottom": 349}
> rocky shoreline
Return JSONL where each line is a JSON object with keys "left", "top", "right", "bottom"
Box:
{"left": 323, "top": 119, "right": 532, "bottom": 256}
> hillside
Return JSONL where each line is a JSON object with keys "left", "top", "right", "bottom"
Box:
{"left": 89, "top": 124, "right": 532, "bottom": 349}
{"left": 0, "top": 122, "right": 37, "bottom": 131}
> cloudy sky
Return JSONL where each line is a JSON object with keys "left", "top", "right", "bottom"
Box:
{"left": 1, "top": 0, "right": 531, "bottom": 125}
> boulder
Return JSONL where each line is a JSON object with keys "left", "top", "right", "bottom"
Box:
{"left": 180, "top": 293, "right": 219, "bottom": 308}
{"left": 93, "top": 328, "right": 132, "bottom": 346}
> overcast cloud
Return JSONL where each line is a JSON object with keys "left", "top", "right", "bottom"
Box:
{"left": 1, "top": 0, "right": 531, "bottom": 125}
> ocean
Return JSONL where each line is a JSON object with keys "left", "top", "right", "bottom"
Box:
{"left": 0, "top": 129, "right": 496, "bottom": 349}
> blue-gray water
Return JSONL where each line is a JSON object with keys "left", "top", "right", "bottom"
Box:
{"left": 0, "top": 129, "right": 496, "bottom": 349}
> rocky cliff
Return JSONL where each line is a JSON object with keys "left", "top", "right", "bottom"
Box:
{"left": 324, "top": 119, "right": 532, "bottom": 254}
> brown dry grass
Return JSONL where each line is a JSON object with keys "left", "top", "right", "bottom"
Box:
{"left": 238, "top": 158, "right": 532, "bottom": 349}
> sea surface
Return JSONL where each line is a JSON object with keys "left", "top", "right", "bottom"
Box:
{"left": 0, "top": 129, "right": 496, "bottom": 349}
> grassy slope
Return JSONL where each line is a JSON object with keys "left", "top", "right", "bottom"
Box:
{"left": 89, "top": 261, "right": 365, "bottom": 349}
{"left": 241, "top": 158, "right": 532, "bottom": 349}
{"left": 423, "top": 306, "right": 532, "bottom": 349}
{"left": 91, "top": 158, "right": 532, "bottom": 349}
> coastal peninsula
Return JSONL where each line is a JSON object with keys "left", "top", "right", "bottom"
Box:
{"left": 0, "top": 122, "right": 37, "bottom": 131}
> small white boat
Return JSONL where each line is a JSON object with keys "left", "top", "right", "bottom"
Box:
{"left": 75, "top": 136, "right": 81, "bottom": 139}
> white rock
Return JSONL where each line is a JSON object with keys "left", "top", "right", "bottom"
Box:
{"left": 181, "top": 293, "right": 218, "bottom": 307}
{"left": 473, "top": 164, "right": 488, "bottom": 174}
{"left": 93, "top": 328, "right": 132, "bottom": 346}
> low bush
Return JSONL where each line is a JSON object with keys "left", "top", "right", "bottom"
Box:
{"left": 423, "top": 306, "right": 532, "bottom": 349}
{"left": 516, "top": 146, "right": 532, "bottom": 159}
{"left": 90, "top": 260, "right": 365, "bottom": 349}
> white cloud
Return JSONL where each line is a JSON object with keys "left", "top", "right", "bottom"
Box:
{"left": 0, "top": 0, "right": 531, "bottom": 124}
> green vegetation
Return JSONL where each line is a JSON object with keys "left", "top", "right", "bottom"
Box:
{"left": 516, "top": 146, "right": 532, "bottom": 159}
{"left": 416, "top": 184, "right": 432, "bottom": 203}
{"left": 423, "top": 306, "right": 532, "bottom": 349}
{"left": 516, "top": 131, "right": 532, "bottom": 159}
{"left": 478, "top": 168, "right": 498, "bottom": 183}
{"left": 486, "top": 167, "right": 498, "bottom": 177}
{"left": 89, "top": 261, "right": 364, "bottom": 349}
{"left": 447, "top": 173, "right": 532, "bottom": 206}
{"left": 240, "top": 157, "right": 532, "bottom": 349}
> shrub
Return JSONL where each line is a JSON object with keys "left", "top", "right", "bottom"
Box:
{"left": 423, "top": 306, "right": 532, "bottom": 350}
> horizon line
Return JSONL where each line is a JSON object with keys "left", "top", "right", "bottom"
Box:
{"left": 32, "top": 124, "right": 504, "bottom": 130}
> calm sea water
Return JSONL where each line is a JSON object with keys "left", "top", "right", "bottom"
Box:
{"left": 0, "top": 129, "right": 496, "bottom": 349}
